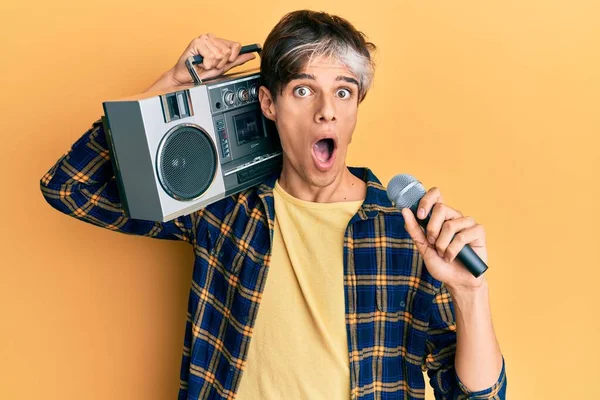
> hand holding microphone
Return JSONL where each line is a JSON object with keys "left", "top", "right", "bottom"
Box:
{"left": 387, "top": 174, "right": 489, "bottom": 292}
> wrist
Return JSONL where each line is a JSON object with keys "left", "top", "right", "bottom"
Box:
{"left": 143, "top": 68, "right": 180, "bottom": 93}
{"left": 447, "top": 277, "right": 489, "bottom": 304}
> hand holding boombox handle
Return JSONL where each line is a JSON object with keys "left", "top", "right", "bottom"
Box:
{"left": 185, "top": 43, "right": 262, "bottom": 85}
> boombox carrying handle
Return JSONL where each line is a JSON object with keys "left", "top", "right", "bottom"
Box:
{"left": 185, "top": 43, "right": 262, "bottom": 85}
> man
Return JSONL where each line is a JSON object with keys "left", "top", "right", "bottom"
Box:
{"left": 40, "top": 10, "right": 507, "bottom": 400}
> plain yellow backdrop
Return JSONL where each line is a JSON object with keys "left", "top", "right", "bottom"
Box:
{"left": 1, "top": 0, "right": 599, "bottom": 399}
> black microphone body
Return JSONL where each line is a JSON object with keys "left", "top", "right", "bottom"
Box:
{"left": 387, "top": 174, "right": 488, "bottom": 278}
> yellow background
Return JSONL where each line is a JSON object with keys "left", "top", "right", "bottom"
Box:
{"left": 1, "top": 0, "right": 598, "bottom": 398}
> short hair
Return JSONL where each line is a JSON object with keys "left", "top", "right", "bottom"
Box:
{"left": 260, "top": 10, "right": 377, "bottom": 103}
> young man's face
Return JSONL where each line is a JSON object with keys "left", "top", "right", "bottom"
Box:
{"left": 260, "top": 56, "right": 360, "bottom": 188}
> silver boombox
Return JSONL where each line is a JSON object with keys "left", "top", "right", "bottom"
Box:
{"left": 102, "top": 44, "right": 282, "bottom": 222}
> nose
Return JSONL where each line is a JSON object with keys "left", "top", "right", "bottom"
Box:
{"left": 314, "top": 92, "right": 336, "bottom": 123}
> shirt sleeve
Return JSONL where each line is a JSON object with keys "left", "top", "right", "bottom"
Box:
{"left": 40, "top": 117, "right": 197, "bottom": 243}
{"left": 423, "top": 284, "right": 507, "bottom": 399}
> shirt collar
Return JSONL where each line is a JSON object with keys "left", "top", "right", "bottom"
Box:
{"left": 256, "top": 166, "right": 401, "bottom": 224}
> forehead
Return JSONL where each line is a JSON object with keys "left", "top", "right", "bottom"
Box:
{"left": 297, "top": 55, "right": 357, "bottom": 79}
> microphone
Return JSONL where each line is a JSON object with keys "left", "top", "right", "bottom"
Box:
{"left": 386, "top": 174, "right": 488, "bottom": 278}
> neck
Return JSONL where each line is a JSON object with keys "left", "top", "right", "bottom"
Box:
{"left": 277, "top": 161, "right": 366, "bottom": 203}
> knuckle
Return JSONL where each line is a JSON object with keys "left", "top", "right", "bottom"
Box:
{"left": 443, "top": 220, "right": 456, "bottom": 233}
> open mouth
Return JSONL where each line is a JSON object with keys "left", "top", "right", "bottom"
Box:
{"left": 313, "top": 138, "right": 335, "bottom": 162}
{"left": 312, "top": 137, "right": 336, "bottom": 171}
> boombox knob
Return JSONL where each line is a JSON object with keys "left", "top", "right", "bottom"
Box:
{"left": 224, "top": 91, "right": 235, "bottom": 106}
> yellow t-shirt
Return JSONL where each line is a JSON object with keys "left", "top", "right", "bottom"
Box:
{"left": 235, "top": 180, "right": 364, "bottom": 399}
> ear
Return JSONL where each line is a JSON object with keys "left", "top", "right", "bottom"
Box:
{"left": 258, "top": 86, "right": 277, "bottom": 122}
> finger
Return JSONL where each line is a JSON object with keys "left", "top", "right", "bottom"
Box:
{"left": 443, "top": 224, "right": 486, "bottom": 263}
{"left": 434, "top": 216, "right": 476, "bottom": 259}
{"left": 207, "top": 34, "right": 232, "bottom": 70}
{"left": 222, "top": 53, "right": 256, "bottom": 73}
{"left": 198, "top": 35, "right": 221, "bottom": 69}
{"left": 416, "top": 187, "right": 443, "bottom": 219}
{"left": 426, "top": 203, "right": 462, "bottom": 246}
{"left": 186, "top": 37, "right": 215, "bottom": 70}
{"left": 218, "top": 39, "right": 242, "bottom": 62}
{"left": 184, "top": 36, "right": 210, "bottom": 60}
{"left": 198, "top": 53, "right": 256, "bottom": 81}
{"left": 400, "top": 208, "right": 432, "bottom": 256}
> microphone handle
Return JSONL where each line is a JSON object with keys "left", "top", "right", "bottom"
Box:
{"left": 409, "top": 203, "right": 488, "bottom": 278}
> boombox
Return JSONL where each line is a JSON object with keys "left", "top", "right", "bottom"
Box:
{"left": 101, "top": 45, "right": 282, "bottom": 222}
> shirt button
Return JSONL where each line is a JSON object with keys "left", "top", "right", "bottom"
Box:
{"left": 219, "top": 251, "right": 224, "bottom": 258}
{"left": 399, "top": 300, "right": 406, "bottom": 308}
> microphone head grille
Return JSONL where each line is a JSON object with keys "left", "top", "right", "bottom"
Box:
{"left": 386, "top": 174, "right": 426, "bottom": 209}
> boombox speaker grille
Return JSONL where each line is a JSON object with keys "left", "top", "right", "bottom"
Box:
{"left": 157, "top": 124, "right": 217, "bottom": 201}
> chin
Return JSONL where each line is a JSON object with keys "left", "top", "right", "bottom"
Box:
{"left": 304, "top": 164, "right": 343, "bottom": 188}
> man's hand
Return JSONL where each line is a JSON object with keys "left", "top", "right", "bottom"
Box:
{"left": 400, "top": 187, "right": 488, "bottom": 292}
{"left": 145, "top": 34, "right": 256, "bottom": 92}
{"left": 170, "top": 33, "right": 256, "bottom": 84}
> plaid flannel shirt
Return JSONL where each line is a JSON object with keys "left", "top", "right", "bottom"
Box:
{"left": 40, "top": 119, "right": 507, "bottom": 399}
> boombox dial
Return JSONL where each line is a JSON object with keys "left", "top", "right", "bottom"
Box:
{"left": 249, "top": 84, "right": 259, "bottom": 100}
{"left": 223, "top": 90, "right": 235, "bottom": 106}
{"left": 237, "top": 88, "right": 249, "bottom": 103}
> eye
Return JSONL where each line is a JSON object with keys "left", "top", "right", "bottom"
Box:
{"left": 293, "top": 86, "right": 313, "bottom": 98}
{"left": 336, "top": 88, "right": 352, "bottom": 99}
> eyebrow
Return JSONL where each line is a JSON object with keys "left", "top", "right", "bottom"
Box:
{"left": 289, "top": 73, "right": 359, "bottom": 87}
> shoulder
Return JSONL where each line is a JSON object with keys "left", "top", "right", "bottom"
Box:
{"left": 191, "top": 186, "right": 264, "bottom": 225}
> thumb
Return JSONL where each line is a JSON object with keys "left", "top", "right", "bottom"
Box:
{"left": 401, "top": 208, "right": 430, "bottom": 255}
